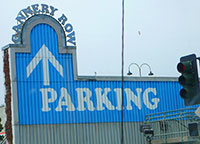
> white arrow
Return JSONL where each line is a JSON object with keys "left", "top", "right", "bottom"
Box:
{"left": 195, "top": 106, "right": 200, "bottom": 118}
{"left": 26, "top": 44, "right": 64, "bottom": 86}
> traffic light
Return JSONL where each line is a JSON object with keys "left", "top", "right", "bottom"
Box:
{"left": 177, "top": 54, "right": 200, "bottom": 106}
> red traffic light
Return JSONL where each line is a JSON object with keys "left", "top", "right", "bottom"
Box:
{"left": 177, "top": 62, "right": 185, "bottom": 73}
{"left": 177, "top": 54, "right": 200, "bottom": 106}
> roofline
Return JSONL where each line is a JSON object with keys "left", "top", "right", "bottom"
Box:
{"left": 78, "top": 76, "right": 178, "bottom": 82}
{"left": 2, "top": 44, "right": 179, "bottom": 82}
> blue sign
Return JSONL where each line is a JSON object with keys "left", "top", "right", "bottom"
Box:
{"left": 15, "top": 19, "right": 187, "bottom": 125}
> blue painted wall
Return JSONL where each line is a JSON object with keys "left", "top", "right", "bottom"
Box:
{"left": 16, "top": 24, "right": 188, "bottom": 125}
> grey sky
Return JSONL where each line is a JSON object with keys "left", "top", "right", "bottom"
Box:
{"left": 0, "top": 0, "right": 200, "bottom": 105}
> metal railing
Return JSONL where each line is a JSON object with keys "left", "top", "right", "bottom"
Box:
{"left": 143, "top": 107, "right": 200, "bottom": 144}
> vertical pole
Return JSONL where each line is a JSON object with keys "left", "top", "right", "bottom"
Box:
{"left": 121, "top": 0, "right": 125, "bottom": 144}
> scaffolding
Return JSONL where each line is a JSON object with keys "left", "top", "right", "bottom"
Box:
{"left": 143, "top": 107, "right": 200, "bottom": 144}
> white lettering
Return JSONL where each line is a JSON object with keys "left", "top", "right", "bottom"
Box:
{"left": 40, "top": 88, "right": 57, "bottom": 112}
{"left": 76, "top": 88, "right": 95, "bottom": 111}
{"left": 143, "top": 88, "right": 160, "bottom": 110}
{"left": 39, "top": 87, "right": 159, "bottom": 112}
{"left": 55, "top": 88, "right": 75, "bottom": 111}
{"left": 114, "top": 88, "right": 123, "bottom": 110}
{"left": 125, "top": 88, "right": 142, "bottom": 110}
{"left": 95, "top": 88, "right": 115, "bottom": 111}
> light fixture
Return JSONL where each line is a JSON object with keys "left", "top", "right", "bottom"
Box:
{"left": 148, "top": 71, "right": 154, "bottom": 76}
{"left": 127, "top": 63, "right": 154, "bottom": 77}
{"left": 127, "top": 71, "right": 133, "bottom": 76}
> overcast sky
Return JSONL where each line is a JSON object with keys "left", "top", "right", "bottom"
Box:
{"left": 0, "top": 0, "right": 200, "bottom": 105}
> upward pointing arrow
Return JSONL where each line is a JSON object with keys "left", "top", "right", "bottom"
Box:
{"left": 26, "top": 44, "right": 64, "bottom": 86}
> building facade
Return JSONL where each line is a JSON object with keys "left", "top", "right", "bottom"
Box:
{"left": 2, "top": 4, "right": 195, "bottom": 144}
